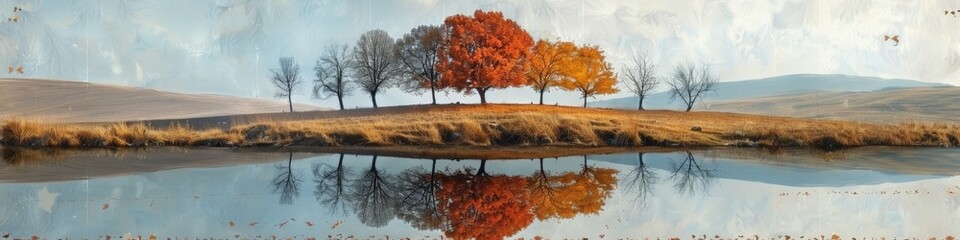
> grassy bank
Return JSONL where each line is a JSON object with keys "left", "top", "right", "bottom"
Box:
{"left": 3, "top": 104, "right": 959, "bottom": 150}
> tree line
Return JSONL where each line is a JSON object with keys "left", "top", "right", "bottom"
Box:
{"left": 270, "top": 10, "right": 719, "bottom": 112}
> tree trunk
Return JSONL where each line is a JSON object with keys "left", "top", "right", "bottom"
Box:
{"left": 337, "top": 94, "right": 345, "bottom": 110}
{"left": 685, "top": 103, "right": 693, "bottom": 112}
{"left": 371, "top": 155, "right": 378, "bottom": 169}
{"left": 538, "top": 89, "right": 545, "bottom": 105}
{"left": 430, "top": 84, "right": 437, "bottom": 105}
{"left": 582, "top": 93, "right": 588, "bottom": 108}
{"left": 287, "top": 94, "right": 294, "bottom": 113}
{"left": 371, "top": 93, "right": 379, "bottom": 108}
{"left": 476, "top": 159, "right": 487, "bottom": 176}
{"left": 477, "top": 88, "right": 488, "bottom": 104}
{"left": 638, "top": 97, "right": 644, "bottom": 110}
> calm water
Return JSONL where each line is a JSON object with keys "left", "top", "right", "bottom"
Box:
{"left": 0, "top": 147, "right": 959, "bottom": 238}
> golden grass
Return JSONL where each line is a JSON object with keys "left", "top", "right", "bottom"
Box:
{"left": 3, "top": 104, "right": 960, "bottom": 150}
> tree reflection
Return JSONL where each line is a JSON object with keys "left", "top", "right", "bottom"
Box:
{"left": 313, "top": 153, "right": 352, "bottom": 215}
{"left": 271, "top": 152, "right": 302, "bottom": 205}
{"left": 572, "top": 156, "right": 618, "bottom": 215}
{"left": 396, "top": 159, "right": 443, "bottom": 231}
{"left": 623, "top": 152, "right": 658, "bottom": 204}
{"left": 435, "top": 159, "right": 534, "bottom": 240}
{"left": 527, "top": 158, "right": 571, "bottom": 220}
{"left": 349, "top": 155, "right": 398, "bottom": 228}
{"left": 668, "top": 151, "right": 716, "bottom": 196}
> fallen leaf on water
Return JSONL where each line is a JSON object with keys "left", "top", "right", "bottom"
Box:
{"left": 102, "top": 203, "right": 110, "bottom": 210}
{"left": 149, "top": 235, "right": 157, "bottom": 240}
{"left": 30, "top": 236, "right": 37, "bottom": 240}
{"left": 305, "top": 221, "right": 314, "bottom": 227}
{"left": 2, "top": 233, "right": 9, "bottom": 238}
{"left": 249, "top": 222, "right": 257, "bottom": 227}
{"left": 278, "top": 221, "right": 289, "bottom": 228}
{"left": 331, "top": 220, "right": 343, "bottom": 229}
{"left": 229, "top": 221, "right": 235, "bottom": 227}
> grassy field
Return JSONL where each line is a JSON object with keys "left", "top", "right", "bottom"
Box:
{"left": 3, "top": 104, "right": 959, "bottom": 151}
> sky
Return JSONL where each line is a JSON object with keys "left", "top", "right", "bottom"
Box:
{"left": 0, "top": 0, "right": 958, "bottom": 109}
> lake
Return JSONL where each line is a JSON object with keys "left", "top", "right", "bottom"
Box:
{"left": 0, "top": 147, "right": 958, "bottom": 239}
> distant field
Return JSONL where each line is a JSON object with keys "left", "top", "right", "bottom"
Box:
{"left": 0, "top": 78, "right": 325, "bottom": 123}
{"left": 4, "top": 104, "right": 959, "bottom": 151}
{"left": 703, "top": 87, "right": 960, "bottom": 123}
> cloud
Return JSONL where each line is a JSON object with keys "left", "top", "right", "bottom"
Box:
{"left": 0, "top": 0, "right": 956, "bottom": 109}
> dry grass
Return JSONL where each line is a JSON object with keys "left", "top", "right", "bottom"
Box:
{"left": 3, "top": 104, "right": 960, "bottom": 150}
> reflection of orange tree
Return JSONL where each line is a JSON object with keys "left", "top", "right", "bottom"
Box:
{"left": 435, "top": 159, "right": 534, "bottom": 240}
{"left": 527, "top": 157, "right": 617, "bottom": 219}
{"left": 527, "top": 158, "right": 616, "bottom": 219}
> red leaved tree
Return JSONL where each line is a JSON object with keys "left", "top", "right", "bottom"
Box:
{"left": 438, "top": 10, "right": 534, "bottom": 104}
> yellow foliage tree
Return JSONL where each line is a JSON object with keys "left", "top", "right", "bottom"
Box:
{"left": 557, "top": 45, "right": 619, "bottom": 107}
{"left": 526, "top": 39, "right": 577, "bottom": 105}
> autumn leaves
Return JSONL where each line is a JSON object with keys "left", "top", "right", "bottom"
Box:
{"left": 439, "top": 10, "right": 619, "bottom": 106}
{"left": 296, "top": 10, "right": 621, "bottom": 110}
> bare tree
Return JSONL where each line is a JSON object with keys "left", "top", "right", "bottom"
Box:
{"left": 313, "top": 154, "right": 352, "bottom": 215}
{"left": 349, "top": 155, "right": 398, "bottom": 227}
{"left": 395, "top": 159, "right": 443, "bottom": 231}
{"left": 668, "top": 151, "right": 716, "bottom": 196}
{"left": 270, "top": 57, "right": 303, "bottom": 112}
{"left": 666, "top": 62, "right": 718, "bottom": 112}
{"left": 272, "top": 152, "right": 302, "bottom": 205}
{"left": 352, "top": 29, "right": 402, "bottom": 108}
{"left": 623, "top": 153, "right": 658, "bottom": 204}
{"left": 314, "top": 44, "right": 354, "bottom": 110}
{"left": 621, "top": 53, "right": 659, "bottom": 110}
{"left": 395, "top": 25, "right": 445, "bottom": 105}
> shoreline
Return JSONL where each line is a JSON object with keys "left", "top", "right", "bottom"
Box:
{"left": 2, "top": 104, "right": 958, "bottom": 151}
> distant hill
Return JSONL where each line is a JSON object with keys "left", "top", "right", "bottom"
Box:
{"left": 0, "top": 78, "right": 327, "bottom": 123}
{"left": 590, "top": 74, "right": 948, "bottom": 110}
{"left": 702, "top": 86, "right": 960, "bottom": 123}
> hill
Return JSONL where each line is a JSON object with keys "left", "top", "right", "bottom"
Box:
{"left": 0, "top": 78, "right": 325, "bottom": 123}
{"left": 703, "top": 87, "right": 960, "bottom": 123}
{"left": 590, "top": 74, "right": 947, "bottom": 110}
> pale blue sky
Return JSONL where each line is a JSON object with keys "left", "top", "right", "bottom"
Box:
{"left": 0, "top": 0, "right": 957, "bottom": 108}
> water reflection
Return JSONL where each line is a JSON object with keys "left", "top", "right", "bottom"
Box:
{"left": 350, "top": 155, "right": 399, "bottom": 228}
{"left": 624, "top": 152, "right": 658, "bottom": 204}
{"left": 271, "top": 152, "right": 302, "bottom": 205}
{"left": 312, "top": 153, "right": 351, "bottom": 215}
{"left": 668, "top": 151, "right": 716, "bottom": 196}
{"left": 0, "top": 148, "right": 958, "bottom": 238}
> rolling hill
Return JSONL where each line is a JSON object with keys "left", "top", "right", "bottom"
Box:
{"left": 0, "top": 78, "right": 326, "bottom": 123}
{"left": 590, "top": 74, "right": 948, "bottom": 110}
{"left": 702, "top": 87, "right": 960, "bottom": 123}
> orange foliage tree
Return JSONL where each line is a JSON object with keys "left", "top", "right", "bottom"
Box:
{"left": 435, "top": 160, "right": 534, "bottom": 240}
{"left": 438, "top": 10, "right": 534, "bottom": 104}
{"left": 526, "top": 40, "right": 577, "bottom": 105}
{"left": 558, "top": 45, "right": 619, "bottom": 107}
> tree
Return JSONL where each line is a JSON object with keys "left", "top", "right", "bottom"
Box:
{"left": 621, "top": 53, "right": 660, "bottom": 110}
{"left": 396, "top": 159, "right": 443, "bottom": 231}
{"left": 558, "top": 45, "right": 619, "bottom": 107}
{"left": 313, "top": 154, "right": 352, "bottom": 215}
{"left": 271, "top": 152, "right": 302, "bottom": 205}
{"left": 438, "top": 10, "right": 534, "bottom": 104}
{"left": 526, "top": 40, "right": 576, "bottom": 105}
{"left": 435, "top": 161, "right": 534, "bottom": 240}
{"left": 270, "top": 57, "right": 302, "bottom": 112}
{"left": 569, "top": 156, "right": 618, "bottom": 214}
{"left": 666, "top": 62, "right": 718, "bottom": 112}
{"left": 352, "top": 29, "right": 402, "bottom": 108}
{"left": 313, "top": 44, "right": 354, "bottom": 110}
{"left": 395, "top": 25, "right": 445, "bottom": 105}
{"left": 349, "top": 155, "right": 398, "bottom": 227}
